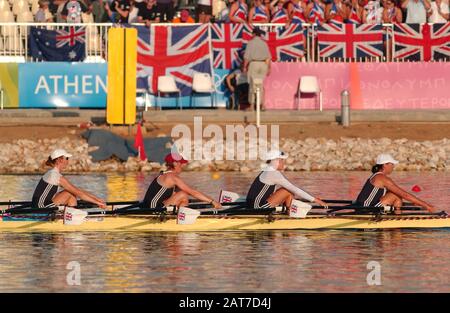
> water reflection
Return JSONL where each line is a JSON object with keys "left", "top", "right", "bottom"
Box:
{"left": 0, "top": 230, "right": 449, "bottom": 292}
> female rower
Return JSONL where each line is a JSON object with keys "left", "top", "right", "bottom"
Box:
{"left": 31, "top": 149, "right": 106, "bottom": 209}
{"left": 142, "top": 153, "right": 222, "bottom": 210}
{"left": 246, "top": 150, "right": 328, "bottom": 210}
{"left": 355, "top": 153, "right": 438, "bottom": 213}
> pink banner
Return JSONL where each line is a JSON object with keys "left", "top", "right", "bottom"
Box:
{"left": 264, "top": 62, "right": 450, "bottom": 109}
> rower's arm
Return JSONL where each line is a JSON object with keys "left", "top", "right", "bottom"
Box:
{"left": 382, "top": 177, "right": 436, "bottom": 213}
{"left": 272, "top": 172, "right": 315, "bottom": 202}
{"left": 173, "top": 176, "right": 216, "bottom": 204}
{"left": 59, "top": 177, "right": 106, "bottom": 208}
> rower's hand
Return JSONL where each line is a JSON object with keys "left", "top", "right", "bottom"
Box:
{"left": 426, "top": 205, "right": 438, "bottom": 213}
{"left": 315, "top": 198, "right": 328, "bottom": 209}
{"left": 212, "top": 200, "right": 222, "bottom": 209}
{"left": 97, "top": 200, "right": 107, "bottom": 209}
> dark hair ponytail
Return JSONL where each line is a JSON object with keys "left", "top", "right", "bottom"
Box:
{"left": 371, "top": 164, "right": 383, "bottom": 174}
{"left": 45, "top": 156, "right": 56, "bottom": 167}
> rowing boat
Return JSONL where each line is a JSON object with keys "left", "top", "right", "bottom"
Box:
{"left": 1, "top": 212, "right": 449, "bottom": 232}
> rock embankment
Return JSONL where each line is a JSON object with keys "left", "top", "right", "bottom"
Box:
{"left": 0, "top": 137, "right": 448, "bottom": 173}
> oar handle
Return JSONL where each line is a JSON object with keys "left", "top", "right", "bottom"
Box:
{"left": 312, "top": 205, "right": 424, "bottom": 211}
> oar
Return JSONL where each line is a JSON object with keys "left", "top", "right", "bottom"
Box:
{"left": 0, "top": 201, "right": 31, "bottom": 206}
{"left": 312, "top": 205, "right": 424, "bottom": 211}
{"left": 321, "top": 199, "right": 415, "bottom": 206}
{"left": 2, "top": 206, "right": 58, "bottom": 215}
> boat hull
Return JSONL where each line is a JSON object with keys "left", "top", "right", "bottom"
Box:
{"left": 1, "top": 215, "right": 449, "bottom": 232}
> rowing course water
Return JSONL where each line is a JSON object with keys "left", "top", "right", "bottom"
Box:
{"left": 0, "top": 172, "right": 449, "bottom": 292}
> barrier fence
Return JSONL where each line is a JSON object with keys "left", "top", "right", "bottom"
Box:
{"left": 1, "top": 22, "right": 449, "bottom": 63}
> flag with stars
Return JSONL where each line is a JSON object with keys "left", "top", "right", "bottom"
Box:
{"left": 28, "top": 26, "right": 86, "bottom": 62}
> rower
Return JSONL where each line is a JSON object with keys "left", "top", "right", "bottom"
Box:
{"left": 355, "top": 153, "right": 438, "bottom": 213}
{"left": 246, "top": 150, "right": 328, "bottom": 210}
{"left": 31, "top": 149, "right": 106, "bottom": 209}
{"left": 141, "top": 153, "right": 222, "bottom": 210}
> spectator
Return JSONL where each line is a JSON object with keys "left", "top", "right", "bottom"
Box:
{"left": 61, "top": 0, "right": 91, "bottom": 23}
{"left": 53, "top": 0, "right": 68, "bottom": 22}
{"left": 217, "top": 0, "right": 231, "bottom": 22}
{"left": 306, "top": 0, "right": 326, "bottom": 23}
{"left": 271, "top": 0, "right": 289, "bottom": 23}
{"left": 214, "top": 0, "right": 228, "bottom": 20}
{"left": 263, "top": 0, "right": 272, "bottom": 17}
{"left": 346, "top": 0, "right": 362, "bottom": 23}
{"left": 35, "top": 0, "right": 54, "bottom": 22}
{"left": 401, "top": 0, "right": 432, "bottom": 23}
{"left": 243, "top": 27, "right": 271, "bottom": 111}
{"left": 353, "top": 0, "right": 369, "bottom": 20}
{"left": 105, "top": 0, "right": 131, "bottom": 23}
{"left": 91, "top": 0, "right": 110, "bottom": 22}
{"left": 362, "top": 0, "right": 382, "bottom": 23}
{"left": 137, "top": 0, "right": 160, "bottom": 25}
{"left": 128, "top": 0, "right": 140, "bottom": 22}
{"left": 197, "top": 0, "right": 213, "bottom": 23}
{"left": 382, "top": 0, "right": 402, "bottom": 22}
{"left": 229, "top": 0, "right": 249, "bottom": 23}
{"left": 429, "top": 0, "right": 449, "bottom": 22}
{"left": 225, "top": 63, "right": 249, "bottom": 110}
{"left": 326, "top": 0, "right": 349, "bottom": 23}
{"left": 172, "top": 9, "right": 195, "bottom": 22}
{"left": 249, "top": 0, "right": 271, "bottom": 23}
{"left": 156, "top": 0, "right": 174, "bottom": 22}
{"left": 287, "top": 0, "right": 308, "bottom": 23}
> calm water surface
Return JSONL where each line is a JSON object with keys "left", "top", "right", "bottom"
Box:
{"left": 0, "top": 172, "right": 449, "bottom": 292}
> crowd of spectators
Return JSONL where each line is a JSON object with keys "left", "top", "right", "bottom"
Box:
{"left": 0, "top": 0, "right": 448, "bottom": 24}
{"left": 0, "top": 0, "right": 213, "bottom": 24}
{"left": 215, "top": 0, "right": 449, "bottom": 24}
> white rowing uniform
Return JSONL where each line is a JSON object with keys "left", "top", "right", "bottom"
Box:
{"left": 31, "top": 168, "right": 62, "bottom": 208}
{"left": 246, "top": 165, "right": 315, "bottom": 208}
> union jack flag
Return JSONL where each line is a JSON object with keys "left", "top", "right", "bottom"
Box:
{"left": 252, "top": 5, "right": 268, "bottom": 22}
{"left": 309, "top": 2, "right": 325, "bottom": 24}
{"left": 317, "top": 23, "right": 383, "bottom": 59}
{"left": 211, "top": 23, "right": 244, "bottom": 70}
{"left": 394, "top": 23, "right": 450, "bottom": 61}
{"left": 136, "top": 25, "right": 211, "bottom": 96}
{"left": 56, "top": 27, "right": 86, "bottom": 48}
{"left": 347, "top": 8, "right": 361, "bottom": 24}
{"left": 242, "top": 24, "right": 305, "bottom": 62}
{"left": 271, "top": 7, "right": 288, "bottom": 24}
{"left": 328, "top": 2, "right": 344, "bottom": 25}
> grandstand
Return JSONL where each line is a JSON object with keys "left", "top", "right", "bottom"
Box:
{"left": 0, "top": 0, "right": 448, "bottom": 111}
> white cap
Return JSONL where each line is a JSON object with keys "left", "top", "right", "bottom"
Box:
{"left": 376, "top": 153, "right": 399, "bottom": 165}
{"left": 50, "top": 149, "right": 72, "bottom": 160}
{"left": 265, "top": 150, "right": 288, "bottom": 161}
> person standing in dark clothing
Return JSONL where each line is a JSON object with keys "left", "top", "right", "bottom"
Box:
{"left": 105, "top": 0, "right": 131, "bottom": 23}
{"left": 156, "top": 0, "right": 174, "bottom": 22}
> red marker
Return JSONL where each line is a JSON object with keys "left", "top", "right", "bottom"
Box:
{"left": 412, "top": 185, "right": 422, "bottom": 192}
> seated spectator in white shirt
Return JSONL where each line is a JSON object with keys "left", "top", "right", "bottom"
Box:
{"left": 429, "top": 0, "right": 449, "bottom": 22}
{"left": 35, "top": 0, "right": 54, "bottom": 22}
{"left": 401, "top": 0, "right": 432, "bottom": 23}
